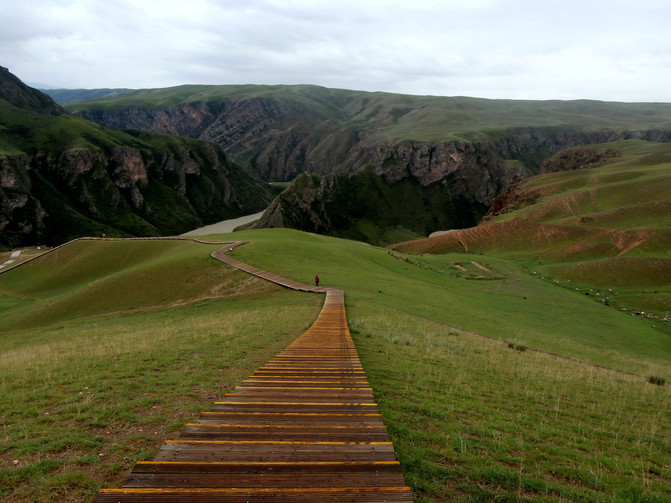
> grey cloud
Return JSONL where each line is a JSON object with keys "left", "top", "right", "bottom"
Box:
{"left": 1, "top": 0, "right": 670, "bottom": 101}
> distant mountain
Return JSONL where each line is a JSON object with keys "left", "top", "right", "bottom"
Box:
{"left": 66, "top": 84, "right": 671, "bottom": 244}
{"left": 0, "top": 66, "right": 64, "bottom": 116}
{"left": 0, "top": 69, "right": 273, "bottom": 248}
{"left": 43, "top": 88, "right": 136, "bottom": 105}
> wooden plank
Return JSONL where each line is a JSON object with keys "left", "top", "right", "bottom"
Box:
{"left": 130, "top": 460, "right": 403, "bottom": 474}
{"left": 124, "top": 472, "right": 408, "bottom": 488}
{"left": 96, "top": 487, "right": 413, "bottom": 502}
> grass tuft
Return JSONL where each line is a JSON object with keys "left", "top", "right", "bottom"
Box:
{"left": 507, "top": 342, "right": 528, "bottom": 352}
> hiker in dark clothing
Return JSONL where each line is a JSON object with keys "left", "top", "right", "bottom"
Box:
{"left": 315, "top": 275, "right": 320, "bottom": 286}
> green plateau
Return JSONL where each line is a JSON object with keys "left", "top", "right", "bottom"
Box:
{"left": 64, "top": 84, "right": 671, "bottom": 143}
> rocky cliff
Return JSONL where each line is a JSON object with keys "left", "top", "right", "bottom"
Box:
{"left": 257, "top": 140, "right": 525, "bottom": 245}
{"left": 0, "top": 139, "right": 273, "bottom": 248}
{"left": 68, "top": 88, "right": 671, "bottom": 182}
{"left": 0, "top": 70, "right": 273, "bottom": 248}
{"left": 0, "top": 155, "right": 46, "bottom": 246}
{"left": 256, "top": 129, "right": 671, "bottom": 244}
{"left": 74, "top": 94, "right": 346, "bottom": 181}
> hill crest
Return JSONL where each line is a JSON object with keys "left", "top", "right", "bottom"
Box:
{"left": 0, "top": 66, "right": 64, "bottom": 116}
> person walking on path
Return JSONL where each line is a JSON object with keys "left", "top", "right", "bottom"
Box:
{"left": 315, "top": 275, "right": 320, "bottom": 287}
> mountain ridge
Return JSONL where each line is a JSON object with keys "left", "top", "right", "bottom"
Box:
{"left": 1, "top": 66, "right": 65, "bottom": 116}
{"left": 52, "top": 84, "right": 671, "bottom": 244}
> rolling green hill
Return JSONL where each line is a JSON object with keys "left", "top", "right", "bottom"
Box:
{"left": 42, "top": 88, "right": 135, "bottom": 105}
{"left": 1, "top": 232, "right": 669, "bottom": 502}
{"left": 390, "top": 140, "right": 671, "bottom": 317}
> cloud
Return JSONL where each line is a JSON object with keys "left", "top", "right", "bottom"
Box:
{"left": 2, "top": 0, "right": 670, "bottom": 101}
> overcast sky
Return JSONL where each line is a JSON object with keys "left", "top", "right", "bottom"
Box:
{"left": 2, "top": 0, "right": 670, "bottom": 102}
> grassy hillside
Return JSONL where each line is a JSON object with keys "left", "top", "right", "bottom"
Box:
{"left": 228, "top": 229, "right": 671, "bottom": 377}
{"left": 65, "top": 85, "right": 671, "bottom": 143}
{"left": 1, "top": 232, "right": 669, "bottom": 502}
{"left": 391, "top": 140, "right": 671, "bottom": 317}
{"left": 206, "top": 230, "right": 671, "bottom": 501}
{"left": 0, "top": 239, "right": 267, "bottom": 331}
{"left": 0, "top": 100, "right": 121, "bottom": 156}
{"left": 0, "top": 238, "right": 322, "bottom": 502}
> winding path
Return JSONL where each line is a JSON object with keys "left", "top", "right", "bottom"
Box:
{"left": 94, "top": 242, "right": 412, "bottom": 502}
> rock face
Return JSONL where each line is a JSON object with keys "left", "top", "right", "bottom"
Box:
{"left": 78, "top": 102, "right": 222, "bottom": 139}
{"left": 256, "top": 130, "right": 671, "bottom": 244}
{"left": 539, "top": 145, "right": 621, "bottom": 174}
{"left": 0, "top": 142, "right": 272, "bottom": 248}
{"left": 0, "top": 69, "right": 273, "bottom": 248}
{"left": 75, "top": 97, "right": 325, "bottom": 181}
{"left": 257, "top": 141, "right": 526, "bottom": 244}
{"left": 76, "top": 98, "right": 293, "bottom": 155}
{"left": 0, "top": 155, "right": 46, "bottom": 245}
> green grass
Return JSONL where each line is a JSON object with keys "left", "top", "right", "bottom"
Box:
{"left": 391, "top": 141, "right": 671, "bottom": 317}
{"left": 0, "top": 294, "right": 321, "bottom": 502}
{"left": 0, "top": 239, "right": 258, "bottom": 331}
{"left": 1, "top": 231, "right": 670, "bottom": 501}
{"left": 222, "top": 229, "right": 671, "bottom": 501}
{"left": 350, "top": 303, "right": 671, "bottom": 502}
{"left": 225, "top": 229, "right": 671, "bottom": 378}
{"left": 0, "top": 100, "right": 124, "bottom": 155}
{"left": 0, "top": 239, "right": 322, "bottom": 502}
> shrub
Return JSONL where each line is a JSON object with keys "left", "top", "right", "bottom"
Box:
{"left": 648, "top": 376, "right": 666, "bottom": 386}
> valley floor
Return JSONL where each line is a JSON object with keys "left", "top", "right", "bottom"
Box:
{"left": 181, "top": 211, "right": 265, "bottom": 236}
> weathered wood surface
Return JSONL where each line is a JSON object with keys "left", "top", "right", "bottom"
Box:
{"left": 94, "top": 245, "right": 412, "bottom": 502}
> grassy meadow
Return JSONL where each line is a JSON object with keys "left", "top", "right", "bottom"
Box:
{"left": 0, "top": 238, "right": 322, "bottom": 502}
{"left": 228, "top": 229, "right": 671, "bottom": 378}
{"left": 1, "top": 230, "right": 669, "bottom": 501}
{"left": 228, "top": 229, "right": 671, "bottom": 502}
{"left": 351, "top": 303, "right": 670, "bottom": 502}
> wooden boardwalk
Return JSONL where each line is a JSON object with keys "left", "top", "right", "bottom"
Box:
{"left": 94, "top": 244, "right": 412, "bottom": 502}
